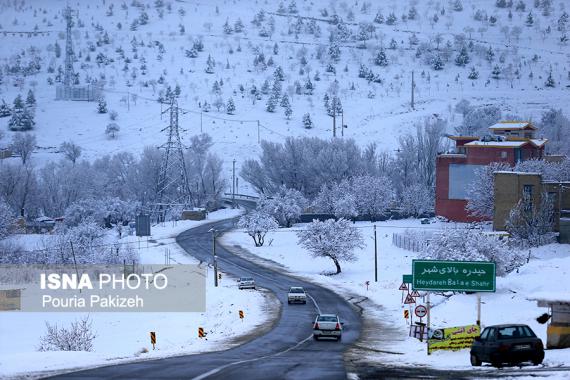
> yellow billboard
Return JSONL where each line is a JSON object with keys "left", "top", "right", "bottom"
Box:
{"left": 428, "top": 324, "right": 480, "bottom": 354}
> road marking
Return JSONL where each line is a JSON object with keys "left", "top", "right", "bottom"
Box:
{"left": 306, "top": 293, "right": 321, "bottom": 314}
{"left": 191, "top": 334, "right": 313, "bottom": 380}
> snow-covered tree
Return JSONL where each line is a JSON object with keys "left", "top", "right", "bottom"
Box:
{"left": 205, "top": 54, "right": 215, "bottom": 74}
{"left": 10, "top": 133, "right": 36, "bottom": 165}
{"left": 455, "top": 45, "right": 470, "bottom": 66}
{"left": 386, "top": 12, "right": 397, "bottom": 25}
{"left": 432, "top": 54, "right": 444, "bottom": 70}
{"left": 400, "top": 183, "right": 433, "bottom": 217}
{"left": 374, "top": 48, "right": 388, "bottom": 66}
{"left": 420, "top": 228, "right": 524, "bottom": 276}
{"left": 0, "top": 198, "right": 13, "bottom": 239}
{"left": 302, "top": 113, "right": 313, "bottom": 129}
{"left": 468, "top": 66, "right": 479, "bottom": 79}
{"left": 266, "top": 94, "right": 277, "bottom": 112}
{"left": 506, "top": 194, "right": 556, "bottom": 247}
{"left": 0, "top": 99, "right": 11, "bottom": 118}
{"left": 453, "top": 0, "right": 464, "bottom": 11}
{"left": 540, "top": 109, "right": 570, "bottom": 155}
{"left": 223, "top": 18, "right": 233, "bottom": 34}
{"left": 328, "top": 41, "right": 341, "bottom": 62}
{"left": 105, "top": 123, "right": 120, "bottom": 139}
{"left": 374, "top": 12, "right": 384, "bottom": 24}
{"left": 526, "top": 11, "right": 534, "bottom": 26}
{"left": 97, "top": 98, "right": 107, "bottom": 114}
{"left": 60, "top": 142, "right": 82, "bottom": 164}
{"left": 226, "top": 98, "right": 236, "bottom": 115}
{"left": 284, "top": 103, "right": 292, "bottom": 119}
{"left": 296, "top": 218, "right": 365, "bottom": 274}
{"left": 238, "top": 210, "right": 278, "bottom": 247}
{"left": 304, "top": 77, "right": 314, "bottom": 95}
{"left": 545, "top": 70, "right": 555, "bottom": 87}
{"left": 352, "top": 175, "right": 395, "bottom": 220}
{"left": 456, "top": 105, "right": 501, "bottom": 136}
{"left": 466, "top": 162, "right": 511, "bottom": 218}
{"left": 26, "top": 89, "right": 36, "bottom": 109}
{"left": 258, "top": 187, "right": 307, "bottom": 227}
{"left": 8, "top": 95, "right": 35, "bottom": 131}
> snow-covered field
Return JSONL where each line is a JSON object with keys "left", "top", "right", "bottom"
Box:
{"left": 0, "top": 209, "right": 279, "bottom": 378}
{"left": 221, "top": 218, "right": 570, "bottom": 372}
{"left": 0, "top": 0, "right": 569, "bottom": 183}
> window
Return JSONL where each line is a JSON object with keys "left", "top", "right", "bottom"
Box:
{"left": 515, "top": 148, "right": 522, "bottom": 162}
{"left": 480, "top": 328, "right": 490, "bottom": 341}
{"left": 523, "top": 185, "right": 533, "bottom": 211}
{"left": 448, "top": 164, "right": 485, "bottom": 200}
{"left": 500, "top": 151, "right": 507, "bottom": 159}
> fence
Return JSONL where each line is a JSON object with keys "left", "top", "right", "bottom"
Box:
{"left": 392, "top": 232, "right": 425, "bottom": 253}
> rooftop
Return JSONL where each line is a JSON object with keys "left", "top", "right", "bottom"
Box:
{"left": 488, "top": 121, "right": 536, "bottom": 130}
{"left": 464, "top": 140, "right": 527, "bottom": 148}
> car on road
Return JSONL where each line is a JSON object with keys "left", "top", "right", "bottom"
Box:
{"left": 287, "top": 287, "right": 307, "bottom": 304}
{"left": 470, "top": 324, "right": 544, "bottom": 367}
{"left": 313, "top": 314, "right": 342, "bottom": 341}
{"left": 238, "top": 277, "right": 256, "bottom": 290}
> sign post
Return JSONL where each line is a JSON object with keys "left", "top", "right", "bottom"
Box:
{"left": 412, "top": 260, "right": 496, "bottom": 292}
{"left": 150, "top": 331, "right": 156, "bottom": 350}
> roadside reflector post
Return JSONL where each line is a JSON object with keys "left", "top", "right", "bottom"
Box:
{"left": 198, "top": 327, "right": 205, "bottom": 338}
{"left": 477, "top": 293, "right": 481, "bottom": 327}
{"left": 150, "top": 331, "right": 156, "bottom": 350}
{"left": 239, "top": 310, "right": 244, "bottom": 321}
{"left": 427, "top": 292, "right": 431, "bottom": 356}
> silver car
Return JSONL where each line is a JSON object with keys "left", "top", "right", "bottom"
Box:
{"left": 287, "top": 287, "right": 307, "bottom": 304}
{"left": 238, "top": 276, "right": 256, "bottom": 290}
{"left": 313, "top": 314, "right": 342, "bottom": 341}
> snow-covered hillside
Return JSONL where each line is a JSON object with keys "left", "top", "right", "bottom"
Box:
{"left": 0, "top": 0, "right": 569, "bottom": 184}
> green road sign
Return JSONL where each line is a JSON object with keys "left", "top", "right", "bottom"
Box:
{"left": 403, "top": 274, "right": 413, "bottom": 284}
{"left": 412, "top": 260, "right": 496, "bottom": 292}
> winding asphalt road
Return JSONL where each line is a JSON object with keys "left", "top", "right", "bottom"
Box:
{"left": 51, "top": 217, "right": 362, "bottom": 380}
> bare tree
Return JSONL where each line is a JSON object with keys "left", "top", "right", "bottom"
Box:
{"left": 11, "top": 133, "right": 36, "bottom": 164}
{"left": 60, "top": 142, "right": 82, "bottom": 164}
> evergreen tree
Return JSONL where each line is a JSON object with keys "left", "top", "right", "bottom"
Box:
{"left": 432, "top": 55, "right": 444, "bottom": 70}
{"left": 288, "top": 0, "right": 298, "bottom": 14}
{"left": 302, "top": 113, "right": 313, "bottom": 129}
{"left": 455, "top": 45, "right": 470, "bottom": 66}
{"left": 374, "top": 12, "right": 384, "bottom": 24}
{"left": 526, "top": 12, "right": 534, "bottom": 26}
{"left": 26, "top": 90, "right": 36, "bottom": 108}
{"left": 492, "top": 65, "right": 502, "bottom": 79}
{"left": 266, "top": 94, "right": 277, "bottom": 112}
{"left": 274, "top": 66, "right": 285, "bottom": 81}
{"left": 323, "top": 93, "right": 330, "bottom": 110}
{"left": 280, "top": 94, "right": 290, "bottom": 108}
{"left": 97, "top": 97, "right": 108, "bottom": 114}
{"left": 328, "top": 41, "right": 341, "bottom": 62}
{"left": 234, "top": 18, "right": 244, "bottom": 33}
{"left": 545, "top": 71, "right": 555, "bottom": 87}
{"left": 453, "top": 0, "right": 463, "bottom": 11}
{"left": 226, "top": 98, "right": 236, "bottom": 114}
{"left": 223, "top": 18, "right": 233, "bottom": 34}
{"left": 304, "top": 77, "right": 314, "bottom": 95}
{"left": 205, "top": 54, "right": 215, "bottom": 74}
{"left": 386, "top": 12, "right": 397, "bottom": 25}
{"left": 0, "top": 99, "right": 10, "bottom": 118}
{"left": 261, "top": 79, "right": 271, "bottom": 94}
{"left": 284, "top": 103, "right": 292, "bottom": 119}
{"left": 468, "top": 66, "right": 479, "bottom": 79}
{"left": 54, "top": 42, "right": 61, "bottom": 58}
{"left": 486, "top": 46, "right": 495, "bottom": 62}
{"left": 374, "top": 48, "right": 388, "bottom": 66}
{"left": 273, "top": 43, "right": 279, "bottom": 55}
{"left": 389, "top": 38, "right": 398, "bottom": 49}
{"left": 408, "top": 6, "right": 418, "bottom": 20}
{"left": 212, "top": 80, "right": 222, "bottom": 95}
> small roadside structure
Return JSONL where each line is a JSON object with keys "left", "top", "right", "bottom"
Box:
{"left": 26, "top": 216, "right": 56, "bottom": 234}
{"left": 530, "top": 293, "right": 570, "bottom": 349}
{"left": 181, "top": 208, "right": 207, "bottom": 221}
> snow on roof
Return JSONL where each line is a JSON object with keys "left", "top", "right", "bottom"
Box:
{"left": 488, "top": 121, "right": 535, "bottom": 130}
{"left": 465, "top": 140, "right": 527, "bottom": 148}
{"left": 529, "top": 139, "right": 548, "bottom": 147}
{"left": 528, "top": 292, "right": 570, "bottom": 304}
{"left": 494, "top": 171, "right": 541, "bottom": 175}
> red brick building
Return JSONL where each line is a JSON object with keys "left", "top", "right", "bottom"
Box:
{"left": 435, "top": 122, "right": 547, "bottom": 222}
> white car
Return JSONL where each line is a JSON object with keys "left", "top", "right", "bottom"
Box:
{"left": 238, "top": 276, "right": 256, "bottom": 290}
{"left": 287, "top": 287, "right": 307, "bottom": 304}
{"left": 313, "top": 314, "right": 342, "bottom": 341}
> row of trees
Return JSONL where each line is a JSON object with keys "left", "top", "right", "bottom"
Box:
{"left": 0, "top": 133, "right": 225, "bottom": 220}
{"left": 241, "top": 116, "right": 446, "bottom": 217}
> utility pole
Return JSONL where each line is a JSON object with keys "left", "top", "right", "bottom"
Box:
{"left": 374, "top": 225, "right": 378, "bottom": 282}
{"left": 257, "top": 120, "right": 260, "bottom": 144}
{"left": 211, "top": 229, "right": 219, "bottom": 287}
{"left": 200, "top": 111, "right": 203, "bottom": 133}
{"left": 232, "top": 159, "right": 236, "bottom": 206}
{"left": 427, "top": 292, "right": 431, "bottom": 355}
{"left": 411, "top": 70, "right": 415, "bottom": 110}
{"left": 341, "top": 110, "right": 345, "bottom": 137}
{"left": 333, "top": 110, "right": 336, "bottom": 138}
